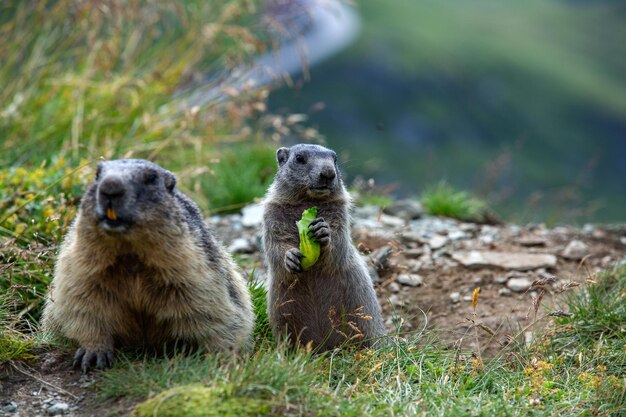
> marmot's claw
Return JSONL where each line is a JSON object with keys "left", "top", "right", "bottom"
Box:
{"left": 285, "top": 248, "right": 303, "bottom": 274}
{"left": 73, "top": 347, "right": 114, "bottom": 373}
{"left": 309, "top": 217, "right": 330, "bottom": 246}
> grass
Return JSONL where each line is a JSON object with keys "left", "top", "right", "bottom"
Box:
{"left": 84, "top": 266, "right": 625, "bottom": 416}
{"left": 421, "top": 181, "right": 489, "bottom": 223}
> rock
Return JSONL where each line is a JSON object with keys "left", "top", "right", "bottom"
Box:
{"left": 494, "top": 275, "right": 508, "bottom": 285}
{"left": 451, "top": 250, "right": 557, "bottom": 270}
{"left": 450, "top": 292, "right": 461, "bottom": 303}
{"left": 427, "top": 235, "right": 448, "bottom": 250}
{"left": 498, "top": 288, "right": 513, "bottom": 297}
{"left": 47, "top": 402, "right": 69, "bottom": 415}
{"left": 507, "top": 277, "right": 532, "bottom": 293}
{"left": 447, "top": 230, "right": 467, "bottom": 241}
{"left": 240, "top": 203, "right": 264, "bottom": 228}
{"left": 403, "top": 248, "right": 423, "bottom": 258}
{"left": 399, "top": 231, "right": 424, "bottom": 244}
{"left": 362, "top": 256, "right": 379, "bottom": 284}
{"left": 561, "top": 240, "right": 588, "bottom": 260}
{"left": 516, "top": 236, "right": 547, "bottom": 247}
{"left": 397, "top": 274, "right": 423, "bottom": 287}
{"left": 370, "top": 246, "right": 393, "bottom": 271}
{"left": 0, "top": 402, "right": 17, "bottom": 413}
{"left": 621, "top": 236, "right": 626, "bottom": 245}
{"left": 387, "top": 282, "right": 401, "bottom": 293}
{"left": 388, "top": 294, "right": 403, "bottom": 307}
{"left": 353, "top": 205, "right": 380, "bottom": 219}
{"left": 379, "top": 214, "right": 405, "bottom": 228}
{"left": 382, "top": 199, "right": 423, "bottom": 220}
{"left": 227, "top": 238, "right": 255, "bottom": 254}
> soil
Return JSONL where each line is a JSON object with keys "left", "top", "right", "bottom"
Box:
{"left": 1, "top": 214, "right": 624, "bottom": 417}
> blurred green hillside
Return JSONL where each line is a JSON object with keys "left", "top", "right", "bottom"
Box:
{"left": 270, "top": 0, "right": 626, "bottom": 224}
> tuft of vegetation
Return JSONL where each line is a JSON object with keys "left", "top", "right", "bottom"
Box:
{"left": 248, "top": 277, "right": 273, "bottom": 345}
{"left": 132, "top": 384, "right": 272, "bottom": 417}
{"left": 421, "top": 181, "right": 490, "bottom": 222}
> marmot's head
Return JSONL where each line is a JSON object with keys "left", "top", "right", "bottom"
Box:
{"left": 83, "top": 159, "right": 177, "bottom": 234}
{"left": 273, "top": 144, "right": 344, "bottom": 200}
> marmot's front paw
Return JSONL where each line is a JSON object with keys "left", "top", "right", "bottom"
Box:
{"left": 309, "top": 217, "right": 330, "bottom": 246}
{"left": 285, "top": 248, "right": 303, "bottom": 274}
{"left": 73, "top": 347, "right": 114, "bottom": 374}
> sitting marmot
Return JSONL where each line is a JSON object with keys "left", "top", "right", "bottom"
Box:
{"left": 262, "top": 144, "right": 386, "bottom": 350}
{"left": 42, "top": 159, "right": 254, "bottom": 372}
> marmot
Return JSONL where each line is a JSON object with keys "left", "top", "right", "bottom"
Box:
{"left": 262, "top": 144, "right": 386, "bottom": 350}
{"left": 42, "top": 159, "right": 254, "bottom": 372}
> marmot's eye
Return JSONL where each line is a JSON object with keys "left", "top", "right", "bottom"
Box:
{"left": 295, "top": 154, "right": 306, "bottom": 164}
{"left": 144, "top": 171, "right": 158, "bottom": 185}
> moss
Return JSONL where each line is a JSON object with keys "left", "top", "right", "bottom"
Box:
{"left": 132, "top": 384, "right": 273, "bottom": 417}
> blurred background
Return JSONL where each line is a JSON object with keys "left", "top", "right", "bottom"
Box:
{"left": 270, "top": 0, "right": 626, "bottom": 224}
{"left": 1, "top": 0, "right": 625, "bottom": 231}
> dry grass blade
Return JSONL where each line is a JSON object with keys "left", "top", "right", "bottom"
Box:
{"left": 548, "top": 310, "right": 573, "bottom": 318}
{"left": 531, "top": 272, "right": 557, "bottom": 289}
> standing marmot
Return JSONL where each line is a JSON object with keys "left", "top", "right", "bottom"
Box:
{"left": 42, "top": 159, "right": 254, "bottom": 372}
{"left": 262, "top": 144, "right": 386, "bottom": 350}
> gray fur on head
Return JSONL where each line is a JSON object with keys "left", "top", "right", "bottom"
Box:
{"left": 83, "top": 159, "right": 178, "bottom": 234}
{"left": 267, "top": 144, "right": 348, "bottom": 204}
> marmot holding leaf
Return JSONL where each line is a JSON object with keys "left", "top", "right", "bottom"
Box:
{"left": 42, "top": 159, "right": 254, "bottom": 372}
{"left": 262, "top": 144, "right": 386, "bottom": 350}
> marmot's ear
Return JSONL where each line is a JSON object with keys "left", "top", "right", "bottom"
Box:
{"left": 276, "top": 147, "right": 289, "bottom": 167}
{"left": 95, "top": 163, "right": 104, "bottom": 181}
{"left": 164, "top": 171, "right": 176, "bottom": 192}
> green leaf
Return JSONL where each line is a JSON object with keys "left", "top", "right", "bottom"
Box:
{"left": 296, "top": 207, "right": 320, "bottom": 271}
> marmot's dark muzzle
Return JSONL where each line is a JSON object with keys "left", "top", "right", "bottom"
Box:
{"left": 96, "top": 174, "right": 133, "bottom": 232}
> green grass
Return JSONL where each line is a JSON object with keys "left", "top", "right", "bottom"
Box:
{"left": 421, "top": 181, "right": 489, "bottom": 222}
{"left": 88, "top": 266, "right": 626, "bottom": 416}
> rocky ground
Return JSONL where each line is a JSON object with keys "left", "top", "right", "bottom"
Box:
{"left": 2, "top": 200, "right": 625, "bottom": 417}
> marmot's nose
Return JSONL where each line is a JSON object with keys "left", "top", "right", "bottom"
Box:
{"left": 319, "top": 167, "right": 336, "bottom": 183}
{"left": 99, "top": 175, "right": 126, "bottom": 199}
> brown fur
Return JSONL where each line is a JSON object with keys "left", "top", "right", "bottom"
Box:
{"left": 42, "top": 159, "right": 253, "bottom": 371}
{"left": 262, "top": 144, "right": 386, "bottom": 350}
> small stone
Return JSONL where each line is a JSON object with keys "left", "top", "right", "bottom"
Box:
{"left": 388, "top": 294, "right": 403, "bottom": 307}
{"left": 452, "top": 250, "right": 557, "bottom": 270}
{"left": 370, "top": 246, "right": 393, "bottom": 271}
{"left": 498, "top": 288, "right": 512, "bottom": 297}
{"left": 397, "top": 274, "right": 423, "bottom": 287}
{"left": 227, "top": 238, "right": 255, "bottom": 254}
{"left": 387, "top": 282, "right": 401, "bottom": 293}
{"left": 450, "top": 292, "right": 461, "bottom": 303}
{"left": 427, "top": 235, "right": 448, "bottom": 250}
{"left": 472, "top": 276, "right": 483, "bottom": 285}
{"left": 462, "top": 295, "right": 472, "bottom": 302}
{"left": 516, "top": 236, "right": 547, "bottom": 247}
{"left": 403, "top": 248, "right": 423, "bottom": 258}
{"left": 507, "top": 277, "right": 532, "bottom": 293}
{"left": 382, "top": 199, "right": 423, "bottom": 220}
{"left": 47, "top": 402, "right": 69, "bottom": 415}
{"left": 240, "top": 203, "right": 264, "bottom": 228}
{"left": 582, "top": 223, "right": 595, "bottom": 235}
{"left": 561, "top": 240, "right": 588, "bottom": 260}
{"left": 494, "top": 275, "right": 508, "bottom": 285}
{"left": 0, "top": 402, "right": 17, "bottom": 413}
{"left": 379, "top": 214, "right": 405, "bottom": 228}
{"left": 447, "top": 230, "right": 467, "bottom": 241}
{"left": 621, "top": 236, "right": 626, "bottom": 245}
{"left": 399, "top": 231, "right": 424, "bottom": 244}
{"left": 362, "top": 256, "right": 379, "bottom": 284}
